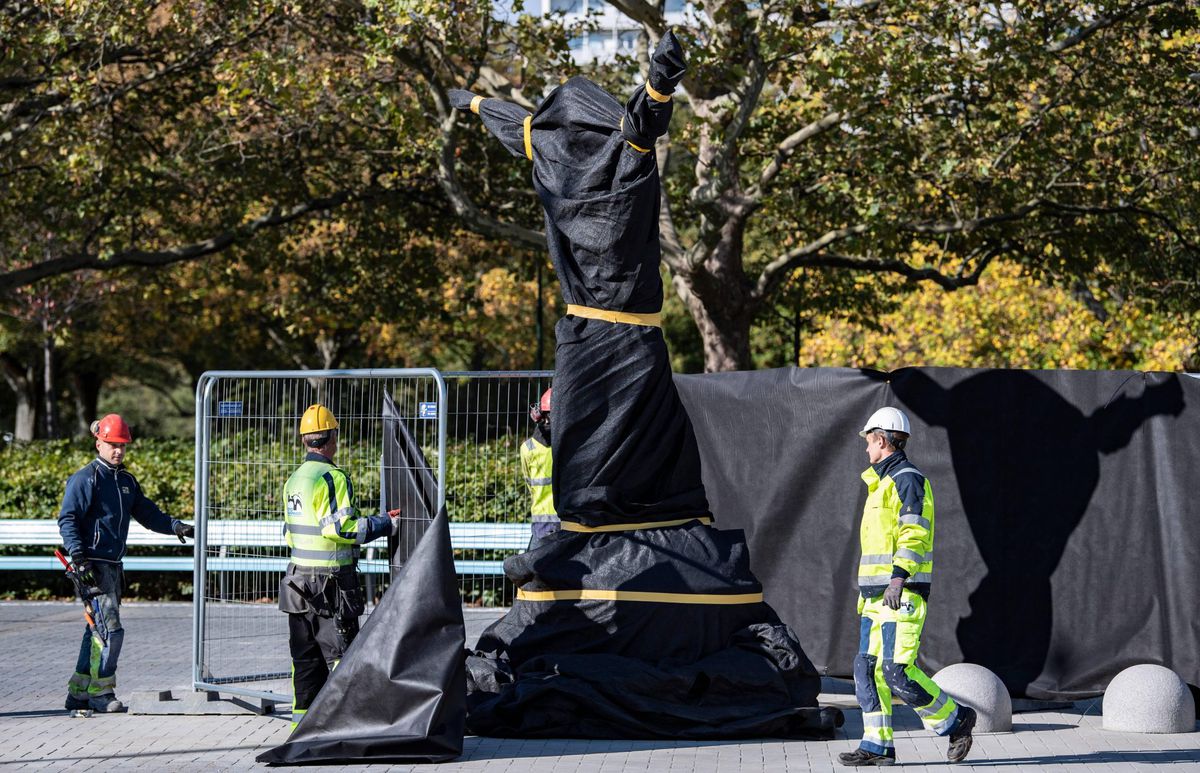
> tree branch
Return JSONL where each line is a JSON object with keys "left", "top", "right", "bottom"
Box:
{"left": 0, "top": 189, "right": 362, "bottom": 292}
{"left": 753, "top": 224, "right": 869, "bottom": 302}
{"left": 1047, "top": 0, "right": 1175, "bottom": 53}
{"left": 395, "top": 40, "right": 545, "bottom": 253}
{"left": 749, "top": 107, "right": 852, "bottom": 199}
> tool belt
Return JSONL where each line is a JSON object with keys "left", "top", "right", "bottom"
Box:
{"left": 277, "top": 563, "right": 365, "bottom": 621}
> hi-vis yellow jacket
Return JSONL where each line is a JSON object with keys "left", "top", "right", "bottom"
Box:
{"left": 858, "top": 451, "right": 935, "bottom": 600}
{"left": 519, "top": 435, "right": 558, "bottom": 530}
{"left": 283, "top": 452, "right": 390, "bottom": 571}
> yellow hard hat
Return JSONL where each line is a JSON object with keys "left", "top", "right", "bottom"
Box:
{"left": 299, "top": 404, "right": 339, "bottom": 435}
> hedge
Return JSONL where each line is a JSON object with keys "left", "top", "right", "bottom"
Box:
{"left": 0, "top": 435, "right": 530, "bottom": 524}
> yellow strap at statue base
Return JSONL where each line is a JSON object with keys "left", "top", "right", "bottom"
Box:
{"left": 559, "top": 516, "right": 712, "bottom": 533}
{"left": 566, "top": 304, "right": 662, "bottom": 328}
{"left": 517, "top": 588, "right": 764, "bottom": 605}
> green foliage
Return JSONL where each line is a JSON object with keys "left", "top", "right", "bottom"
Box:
{"left": 0, "top": 433, "right": 529, "bottom": 524}
{"left": 0, "top": 438, "right": 195, "bottom": 519}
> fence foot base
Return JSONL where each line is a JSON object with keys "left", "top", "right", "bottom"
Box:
{"left": 127, "top": 688, "right": 279, "bottom": 716}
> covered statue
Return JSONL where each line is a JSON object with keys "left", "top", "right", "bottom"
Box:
{"left": 453, "top": 31, "right": 842, "bottom": 740}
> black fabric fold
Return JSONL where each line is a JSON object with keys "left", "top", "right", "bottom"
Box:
{"left": 257, "top": 507, "right": 465, "bottom": 765}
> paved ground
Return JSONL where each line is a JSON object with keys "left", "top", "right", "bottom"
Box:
{"left": 1, "top": 602, "right": 1197, "bottom": 771}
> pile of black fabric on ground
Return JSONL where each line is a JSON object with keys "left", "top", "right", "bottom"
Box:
{"left": 451, "top": 31, "right": 842, "bottom": 740}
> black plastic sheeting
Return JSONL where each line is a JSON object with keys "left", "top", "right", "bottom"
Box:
{"left": 381, "top": 391, "right": 439, "bottom": 581}
{"left": 257, "top": 506, "right": 466, "bottom": 765}
{"left": 675, "top": 367, "right": 1198, "bottom": 700}
{"left": 451, "top": 34, "right": 840, "bottom": 740}
{"left": 450, "top": 31, "right": 706, "bottom": 527}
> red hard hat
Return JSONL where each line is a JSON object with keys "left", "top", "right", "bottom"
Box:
{"left": 92, "top": 414, "right": 132, "bottom": 443}
{"left": 530, "top": 388, "right": 552, "bottom": 423}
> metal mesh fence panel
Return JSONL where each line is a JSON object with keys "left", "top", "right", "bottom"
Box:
{"left": 192, "top": 370, "right": 445, "bottom": 701}
{"left": 443, "top": 371, "right": 554, "bottom": 608}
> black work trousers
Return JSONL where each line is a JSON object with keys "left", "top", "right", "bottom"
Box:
{"left": 287, "top": 610, "right": 358, "bottom": 723}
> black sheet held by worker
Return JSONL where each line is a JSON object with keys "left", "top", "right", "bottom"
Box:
{"left": 257, "top": 506, "right": 465, "bottom": 765}
{"left": 381, "top": 392, "right": 438, "bottom": 581}
{"left": 452, "top": 31, "right": 840, "bottom": 740}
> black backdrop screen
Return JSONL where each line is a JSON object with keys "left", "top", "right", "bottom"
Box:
{"left": 675, "top": 367, "right": 1197, "bottom": 700}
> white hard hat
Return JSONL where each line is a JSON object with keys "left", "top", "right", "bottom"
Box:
{"left": 859, "top": 407, "right": 911, "bottom": 438}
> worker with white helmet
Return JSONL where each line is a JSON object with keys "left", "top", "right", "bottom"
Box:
{"left": 839, "top": 407, "right": 977, "bottom": 767}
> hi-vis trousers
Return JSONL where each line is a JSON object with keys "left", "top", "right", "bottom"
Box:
{"left": 854, "top": 589, "right": 960, "bottom": 758}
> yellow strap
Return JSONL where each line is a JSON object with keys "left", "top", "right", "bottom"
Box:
{"left": 517, "top": 588, "right": 764, "bottom": 605}
{"left": 559, "top": 516, "right": 712, "bottom": 533}
{"left": 566, "top": 303, "right": 661, "bottom": 327}
{"left": 619, "top": 116, "right": 650, "bottom": 153}
{"left": 645, "top": 82, "right": 672, "bottom": 103}
{"left": 522, "top": 115, "right": 532, "bottom": 160}
{"left": 469, "top": 95, "right": 483, "bottom": 114}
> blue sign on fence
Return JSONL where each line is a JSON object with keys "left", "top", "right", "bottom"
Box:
{"left": 218, "top": 401, "right": 243, "bottom": 417}
{"left": 419, "top": 402, "right": 438, "bottom": 420}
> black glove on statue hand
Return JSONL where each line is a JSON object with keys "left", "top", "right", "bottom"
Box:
{"left": 883, "top": 577, "right": 905, "bottom": 610}
{"left": 173, "top": 521, "right": 195, "bottom": 543}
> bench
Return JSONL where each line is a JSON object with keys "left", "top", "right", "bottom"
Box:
{"left": 0, "top": 519, "right": 530, "bottom": 575}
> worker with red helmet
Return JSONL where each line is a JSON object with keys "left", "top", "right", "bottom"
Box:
{"left": 56, "top": 413, "right": 195, "bottom": 713}
{"left": 520, "top": 387, "right": 559, "bottom": 546}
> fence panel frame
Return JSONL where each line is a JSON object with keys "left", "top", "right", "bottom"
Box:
{"left": 191, "top": 368, "right": 447, "bottom": 701}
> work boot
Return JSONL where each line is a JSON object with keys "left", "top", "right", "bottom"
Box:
{"left": 88, "top": 694, "right": 126, "bottom": 713}
{"left": 838, "top": 749, "right": 896, "bottom": 767}
{"left": 65, "top": 694, "right": 90, "bottom": 711}
{"left": 947, "top": 705, "right": 977, "bottom": 763}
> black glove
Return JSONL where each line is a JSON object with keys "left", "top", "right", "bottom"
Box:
{"left": 883, "top": 577, "right": 905, "bottom": 610}
{"left": 71, "top": 553, "right": 96, "bottom": 587}
{"left": 173, "top": 521, "right": 195, "bottom": 543}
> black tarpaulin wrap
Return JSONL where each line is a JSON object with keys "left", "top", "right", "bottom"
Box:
{"left": 381, "top": 392, "right": 438, "bottom": 580}
{"left": 256, "top": 507, "right": 465, "bottom": 765}
{"left": 452, "top": 30, "right": 705, "bottom": 526}
{"left": 674, "top": 367, "right": 1198, "bottom": 701}
{"left": 465, "top": 525, "right": 840, "bottom": 739}
{"left": 454, "top": 32, "right": 840, "bottom": 741}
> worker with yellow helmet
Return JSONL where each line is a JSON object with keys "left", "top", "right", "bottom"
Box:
{"left": 279, "top": 403, "right": 400, "bottom": 729}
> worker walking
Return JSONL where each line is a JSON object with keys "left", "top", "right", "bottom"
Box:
{"left": 57, "top": 414, "right": 195, "bottom": 713}
{"left": 279, "top": 404, "right": 399, "bottom": 728}
{"left": 520, "top": 387, "right": 559, "bottom": 546}
{"left": 839, "top": 407, "right": 976, "bottom": 767}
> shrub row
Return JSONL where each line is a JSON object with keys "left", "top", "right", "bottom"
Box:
{"left": 0, "top": 436, "right": 531, "bottom": 524}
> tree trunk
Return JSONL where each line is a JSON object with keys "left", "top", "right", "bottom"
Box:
{"left": 42, "top": 317, "right": 59, "bottom": 439}
{"left": 71, "top": 369, "right": 104, "bottom": 436}
{"left": 1, "top": 354, "right": 38, "bottom": 441}
{"left": 670, "top": 272, "right": 754, "bottom": 372}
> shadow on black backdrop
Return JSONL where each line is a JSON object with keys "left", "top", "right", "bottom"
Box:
{"left": 893, "top": 369, "right": 1185, "bottom": 698}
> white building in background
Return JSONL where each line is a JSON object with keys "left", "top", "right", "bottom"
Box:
{"left": 528, "top": 0, "right": 691, "bottom": 64}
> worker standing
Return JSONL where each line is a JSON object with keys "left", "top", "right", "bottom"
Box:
{"left": 57, "top": 414, "right": 195, "bottom": 713}
{"left": 520, "top": 388, "right": 559, "bottom": 546}
{"left": 839, "top": 407, "right": 976, "bottom": 767}
{"left": 279, "top": 404, "right": 399, "bottom": 728}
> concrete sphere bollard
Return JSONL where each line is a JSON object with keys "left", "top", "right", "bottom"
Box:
{"left": 932, "top": 663, "right": 1012, "bottom": 733}
{"left": 1102, "top": 664, "right": 1196, "bottom": 733}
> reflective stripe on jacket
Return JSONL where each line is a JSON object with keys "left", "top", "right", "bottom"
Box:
{"left": 519, "top": 436, "right": 558, "bottom": 528}
{"left": 283, "top": 452, "right": 389, "bottom": 571}
{"left": 858, "top": 451, "right": 934, "bottom": 599}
